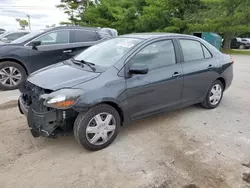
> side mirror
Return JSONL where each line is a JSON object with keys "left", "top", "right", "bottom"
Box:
{"left": 0, "top": 38, "right": 8, "bottom": 43}
{"left": 30, "top": 41, "right": 41, "bottom": 49}
{"left": 129, "top": 64, "right": 148, "bottom": 75}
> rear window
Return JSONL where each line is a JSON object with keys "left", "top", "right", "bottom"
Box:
{"left": 73, "top": 30, "right": 98, "bottom": 42}
{"left": 11, "top": 30, "right": 43, "bottom": 43}
{"left": 6, "top": 32, "right": 28, "bottom": 40}
{"left": 180, "top": 39, "right": 204, "bottom": 62}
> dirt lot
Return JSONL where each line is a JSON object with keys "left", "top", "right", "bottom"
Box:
{"left": 0, "top": 55, "right": 250, "bottom": 188}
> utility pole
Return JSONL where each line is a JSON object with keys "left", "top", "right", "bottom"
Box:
{"left": 71, "top": 10, "right": 74, "bottom": 25}
{"left": 26, "top": 14, "right": 31, "bottom": 31}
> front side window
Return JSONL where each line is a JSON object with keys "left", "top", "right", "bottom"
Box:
{"left": 130, "top": 40, "right": 176, "bottom": 70}
{"left": 180, "top": 39, "right": 204, "bottom": 62}
{"left": 74, "top": 37, "right": 142, "bottom": 67}
{"left": 36, "top": 30, "right": 69, "bottom": 45}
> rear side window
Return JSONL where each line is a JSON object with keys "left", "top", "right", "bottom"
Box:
{"left": 180, "top": 39, "right": 204, "bottom": 62}
{"left": 73, "top": 30, "right": 98, "bottom": 42}
{"left": 202, "top": 45, "right": 212, "bottom": 58}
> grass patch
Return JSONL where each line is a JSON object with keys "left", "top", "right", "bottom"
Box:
{"left": 221, "top": 49, "right": 250, "bottom": 55}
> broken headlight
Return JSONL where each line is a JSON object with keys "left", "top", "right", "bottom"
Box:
{"left": 41, "top": 89, "right": 83, "bottom": 109}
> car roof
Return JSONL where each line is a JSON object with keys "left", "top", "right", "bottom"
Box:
{"left": 120, "top": 33, "right": 194, "bottom": 39}
{"left": 46, "top": 26, "right": 100, "bottom": 32}
{"left": 3, "top": 30, "right": 29, "bottom": 33}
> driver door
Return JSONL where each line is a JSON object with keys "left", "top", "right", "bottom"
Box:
{"left": 125, "top": 39, "right": 183, "bottom": 120}
{"left": 26, "top": 30, "right": 73, "bottom": 73}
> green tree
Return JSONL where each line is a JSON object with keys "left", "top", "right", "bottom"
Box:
{"left": 56, "top": 0, "right": 250, "bottom": 49}
{"left": 16, "top": 19, "right": 28, "bottom": 30}
{"left": 83, "top": 0, "right": 146, "bottom": 34}
{"left": 164, "top": 0, "right": 204, "bottom": 33}
{"left": 138, "top": 0, "right": 170, "bottom": 32}
{"left": 188, "top": 0, "right": 250, "bottom": 49}
{"left": 83, "top": 0, "right": 203, "bottom": 34}
{"left": 56, "top": 0, "right": 94, "bottom": 25}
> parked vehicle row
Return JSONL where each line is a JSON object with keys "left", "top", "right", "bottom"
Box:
{"left": 229, "top": 37, "right": 250, "bottom": 49}
{"left": 0, "top": 29, "right": 6, "bottom": 35}
{"left": 221, "top": 37, "right": 250, "bottom": 49}
{"left": 18, "top": 33, "right": 234, "bottom": 151}
{"left": 0, "top": 26, "right": 115, "bottom": 90}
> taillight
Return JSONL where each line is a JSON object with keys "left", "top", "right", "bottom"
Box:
{"left": 230, "top": 55, "right": 234, "bottom": 63}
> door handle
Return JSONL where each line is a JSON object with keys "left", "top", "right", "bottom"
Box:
{"left": 63, "top": 50, "right": 72, "bottom": 53}
{"left": 172, "top": 72, "right": 182, "bottom": 78}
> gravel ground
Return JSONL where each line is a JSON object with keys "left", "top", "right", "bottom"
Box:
{"left": 0, "top": 89, "right": 19, "bottom": 105}
{"left": 0, "top": 55, "right": 250, "bottom": 188}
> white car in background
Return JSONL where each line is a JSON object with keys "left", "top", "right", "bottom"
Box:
{"left": 243, "top": 38, "right": 250, "bottom": 43}
{"left": 0, "top": 31, "right": 29, "bottom": 44}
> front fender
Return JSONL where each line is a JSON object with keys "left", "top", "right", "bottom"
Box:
{"left": 72, "top": 97, "right": 130, "bottom": 125}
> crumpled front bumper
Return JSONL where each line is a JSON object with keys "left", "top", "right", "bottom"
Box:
{"left": 18, "top": 95, "right": 28, "bottom": 116}
{"left": 18, "top": 95, "right": 66, "bottom": 138}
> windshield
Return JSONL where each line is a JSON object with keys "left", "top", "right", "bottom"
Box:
{"left": 74, "top": 37, "right": 143, "bottom": 67}
{"left": 242, "top": 39, "right": 250, "bottom": 43}
{"left": 0, "top": 32, "right": 10, "bottom": 39}
{"left": 11, "top": 30, "right": 43, "bottom": 43}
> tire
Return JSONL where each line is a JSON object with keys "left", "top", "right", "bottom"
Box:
{"left": 201, "top": 80, "right": 224, "bottom": 109}
{"left": 239, "top": 44, "right": 245, "bottom": 49}
{"left": 0, "top": 61, "right": 27, "bottom": 90}
{"left": 74, "top": 104, "right": 121, "bottom": 151}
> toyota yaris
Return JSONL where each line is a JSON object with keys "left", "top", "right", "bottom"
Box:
{"left": 18, "top": 33, "right": 233, "bottom": 151}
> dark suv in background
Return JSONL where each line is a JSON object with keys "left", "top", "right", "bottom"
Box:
{"left": 0, "top": 26, "right": 115, "bottom": 90}
{"left": 230, "top": 37, "right": 250, "bottom": 49}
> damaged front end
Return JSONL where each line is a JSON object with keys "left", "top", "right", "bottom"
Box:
{"left": 18, "top": 82, "right": 79, "bottom": 138}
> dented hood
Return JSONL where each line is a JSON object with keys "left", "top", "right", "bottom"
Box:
{"left": 27, "top": 62, "right": 101, "bottom": 90}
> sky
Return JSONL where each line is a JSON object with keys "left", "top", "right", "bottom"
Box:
{"left": 0, "top": 0, "right": 68, "bottom": 31}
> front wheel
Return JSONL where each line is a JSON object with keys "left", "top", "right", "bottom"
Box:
{"left": 201, "top": 80, "right": 224, "bottom": 109}
{"left": 0, "top": 61, "right": 27, "bottom": 90}
{"left": 74, "top": 104, "right": 121, "bottom": 151}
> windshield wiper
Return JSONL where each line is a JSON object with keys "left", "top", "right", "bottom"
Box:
{"left": 71, "top": 58, "right": 96, "bottom": 72}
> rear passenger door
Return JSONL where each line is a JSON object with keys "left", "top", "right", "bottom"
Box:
{"left": 179, "top": 39, "right": 218, "bottom": 104}
{"left": 65, "top": 29, "right": 100, "bottom": 58}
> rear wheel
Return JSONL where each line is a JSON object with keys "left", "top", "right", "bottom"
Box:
{"left": 0, "top": 61, "right": 27, "bottom": 90}
{"left": 239, "top": 44, "right": 245, "bottom": 49}
{"left": 74, "top": 104, "right": 121, "bottom": 151}
{"left": 201, "top": 80, "right": 224, "bottom": 109}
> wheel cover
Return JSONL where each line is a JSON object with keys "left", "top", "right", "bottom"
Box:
{"left": 209, "top": 84, "right": 222, "bottom": 105}
{"left": 0, "top": 66, "right": 22, "bottom": 87}
{"left": 86, "top": 112, "right": 116, "bottom": 146}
